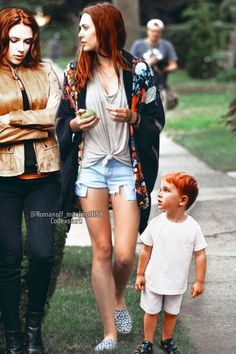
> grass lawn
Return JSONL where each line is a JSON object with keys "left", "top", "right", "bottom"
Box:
{"left": 165, "top": 88, "right": 236, "bottom": 172}
{"left": 169, "top": 69, "right": 236, "bottom": 93}
{"left": 40, "top": 246, "right": 197, "bottom": 354}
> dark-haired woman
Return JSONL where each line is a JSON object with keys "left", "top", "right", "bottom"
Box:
{"left": 0, "top": 7, "right": 61, "bottom": 354}
{"left": 56, "top": 2, "right": 165, "bottom": 351}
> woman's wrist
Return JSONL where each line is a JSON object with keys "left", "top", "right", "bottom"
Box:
{"left": 70, "top": 118, "right": 81, "bottom": 133}
{"left": 129, "top": 112, "right": 140, "bottom": 126}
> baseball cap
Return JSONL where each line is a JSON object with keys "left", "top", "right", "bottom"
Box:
{"left": 147, "top": 19, "right": 164, "bottom": 30}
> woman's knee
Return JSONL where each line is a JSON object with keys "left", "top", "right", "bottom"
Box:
{"left": 114, "top": 254, "right": 134, "bottom": 271}
{"left": 92, "top": 243, "right": 112, "bottom": 264}
{"left": 27, "top": 241, "right": 53, "bottom": 261}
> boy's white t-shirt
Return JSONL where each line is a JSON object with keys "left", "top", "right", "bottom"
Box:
{"left": 140, "top": 213, "right": 207, "bottom": 295}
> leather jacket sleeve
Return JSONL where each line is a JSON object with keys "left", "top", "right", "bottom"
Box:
{"left": 8, "top": 62, "right": 61, "bottom": 132}
{"left": 0, "top": 124, "right": 48, "bottom": 144}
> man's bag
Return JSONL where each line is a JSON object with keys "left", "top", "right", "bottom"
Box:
{"left": 166, "top": 85, "right": 179, "bottom": 110}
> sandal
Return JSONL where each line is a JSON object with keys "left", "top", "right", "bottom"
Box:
{"left": 159, "top": 338, "right": 181, "bottom": 354}
{"left": 134, "top": 340, "right": 153, "bottom": 354}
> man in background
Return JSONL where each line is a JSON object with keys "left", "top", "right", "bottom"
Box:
{"left": 130, "top": 19, "right": 178, "bottom": 110}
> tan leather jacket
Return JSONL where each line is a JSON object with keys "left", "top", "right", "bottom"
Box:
{"left": 0, "top": 61, "right": 61, "bottom": 176}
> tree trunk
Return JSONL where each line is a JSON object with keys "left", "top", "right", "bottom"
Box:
{"left": 113, "top": 0, "right": 140, "bottom": 50}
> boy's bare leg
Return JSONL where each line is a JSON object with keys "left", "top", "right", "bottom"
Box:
{"left": 162, "top": 312, "right": 178, "bottom": 340}
{"left": 144, "top": 313, "right": 159, "bottom": 342}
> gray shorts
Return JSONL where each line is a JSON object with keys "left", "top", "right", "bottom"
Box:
{"left": 140, "top": 287, "right": 183, "bottom": 315}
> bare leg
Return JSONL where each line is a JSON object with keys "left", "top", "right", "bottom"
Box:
{"left": 111, "top": 187, "right": 140, "bottom": 308}
{"left": 144, "top": 313, "right": 159, "bottom": 343}
{"left": 80, "top": 188, "right": 116, "bottom": 340}
{"left": 162, "top": 311, "right": 178, "bottom": 340}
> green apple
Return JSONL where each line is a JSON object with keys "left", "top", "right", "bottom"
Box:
{"left": 80, "top": 109, "right": 96, "bottom": 119}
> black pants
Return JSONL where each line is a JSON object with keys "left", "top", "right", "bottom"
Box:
{"left": 0, "top": 175, "right": 60, "bottom": 332}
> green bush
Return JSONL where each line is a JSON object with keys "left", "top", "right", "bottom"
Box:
{"left": 220, "top": 0, "right": 236, "bottom": 22}
{"left": 40, "top": 23, "right": 77, "bottom": 58}
{"left": 165, "top": 23, "right": 191, "bottom": 68}
{"left": 184, "top": 3, "right": 218, "bottom": 78}
{"left": 213, "top": 21, "right": 234, "bottom": 49}
{"left": 216, "top": 68, "right": 236, "bottom": 82}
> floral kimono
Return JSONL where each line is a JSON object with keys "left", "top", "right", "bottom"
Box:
{"left": 56, "top": 50, "right": 165, "bottom": 232}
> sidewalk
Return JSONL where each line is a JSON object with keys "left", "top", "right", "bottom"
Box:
{"left": 156, "top": 135, "right": 236, "bottom": 354}
{"left": 66, "top": 133, "right": 236, "bottom": 353}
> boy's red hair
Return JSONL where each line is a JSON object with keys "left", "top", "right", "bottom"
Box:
{"left": 0, "top": 7, "right": 41, "bottom": 67}
{"left": 163, "top": 172, "right": 199, "bottom": 209}
{"left": 75, "top": 2, "right": 130, "bottom": 92}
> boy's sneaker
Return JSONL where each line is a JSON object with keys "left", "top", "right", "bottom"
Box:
{"left": 159, "top": 338, "right": 181, "bottom": 353}
{"left": 134, "top": 340, "right": 153, "bottom": 354}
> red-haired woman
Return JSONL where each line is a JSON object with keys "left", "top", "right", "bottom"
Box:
{"left": 56, "top": 2, "right": 165, "bottom": 351}
{"left": 0, "top": 7, "right": 61, "bottom": 354}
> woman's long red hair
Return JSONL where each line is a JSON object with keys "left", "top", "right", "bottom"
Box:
{"left": 75, "top": 2, "right": 131, "bottom": 92}
{"left": 0, "top": 7, "right": 41, "bottom": 67}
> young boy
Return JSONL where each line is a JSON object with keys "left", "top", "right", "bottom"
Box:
{"left": 134, "top": 172, "right": 207, "bottom": 354}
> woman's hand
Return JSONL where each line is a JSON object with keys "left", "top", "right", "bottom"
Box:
{"left": 106, "top": 107, "right": 138, "bottom": 124}
{"left": 69, "top": 109, "right": 99, "bottom": 133}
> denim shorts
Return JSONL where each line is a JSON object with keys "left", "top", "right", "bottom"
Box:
{"left": 75, "top": 158, "right": 136, "bottom": 201}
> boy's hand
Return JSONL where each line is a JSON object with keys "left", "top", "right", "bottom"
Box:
{"left": 191, "top": 281, "right": 205, "bottom": 298}
{"left": 134, "top": 275, "right": 145, "bottom": 291}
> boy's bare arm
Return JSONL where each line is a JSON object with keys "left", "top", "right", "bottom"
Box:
{"left": 191, "top": 249, "right": 207, "bottom": 298}
{"left": 135, "top": 244, "right": 152, "bottom": 291}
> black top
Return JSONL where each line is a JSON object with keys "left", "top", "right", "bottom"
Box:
{"left": 21, "top": 90, "right": 38, "bottom": 173}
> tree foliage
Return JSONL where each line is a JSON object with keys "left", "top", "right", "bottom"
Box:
{"left": 139, "top": 0, "right": 231, "bottom": 25}
{"left": 0, "top": 0, "right": 111, "bottom": 58}
{"left": 139, "top": 0, "right": 192, "bottom": 25}
{"left": 220, "top": 0, "right": 236, "bottom": 22}
{"left": 0, "top": 0, "right": 61, "bottom": 11}
{"left": 183, "top": 2, "right": 217, "bottom": 78}
{"left": 0, "top": 0, "right": 111, "bottom": 23}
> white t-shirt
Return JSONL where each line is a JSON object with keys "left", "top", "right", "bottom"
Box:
{"left": 140, "top": 213, "right": 207, "bottom": 295}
